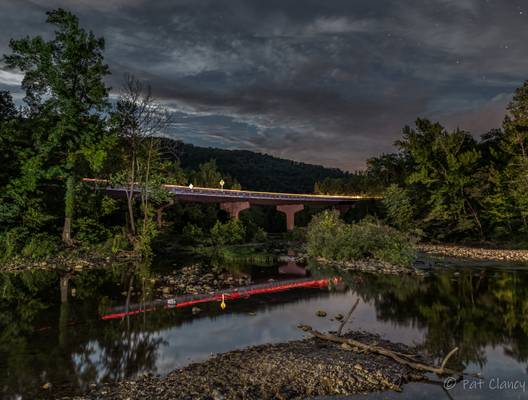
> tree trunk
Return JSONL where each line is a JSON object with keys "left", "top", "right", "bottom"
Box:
{"left": 62, "top": 174, "right": 75, "bottom": 246}
{"left": 156, "top": 208, "right": 163, "bottom": 229}
{"left": 127, "top": 154, "right": 136, "bottom": 236}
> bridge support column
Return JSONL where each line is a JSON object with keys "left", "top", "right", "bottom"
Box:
{"left": 277, "top": 204, "right": 304, "bottom": 231}
{"left": 220, "top": 201, "right": 250, "bottom": 219}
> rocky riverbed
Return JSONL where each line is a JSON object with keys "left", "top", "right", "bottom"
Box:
{"left": 418, "top": 243, "right": 528, "bottom": 263}
{"left": 154, "top": 264, "right": 252, "bottom": 297}
{"left": 74, "top": 330, "right": 426, "bottom": 400}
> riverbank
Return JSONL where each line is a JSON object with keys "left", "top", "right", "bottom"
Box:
{"left": 0, "top": 247, "right": 140, "bottom": 273}
{"left": 418, "top": 243, "right": 528, "bottom": 263}
{"left": 75, "top": 330, "right": 426, "bottom": 400}
{"left": 311, "top": 256, "right": 420, "bottom": 275}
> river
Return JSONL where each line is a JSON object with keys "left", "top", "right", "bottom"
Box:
{"left": 1, "top": 255, "right": 527, "bottom": 399}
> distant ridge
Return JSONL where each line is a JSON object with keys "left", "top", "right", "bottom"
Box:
{"left": 161, "top": 139, "right": 348, "bottom": 193}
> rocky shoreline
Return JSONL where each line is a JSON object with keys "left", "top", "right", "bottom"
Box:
{"left": 418, "top": 243, "right": 528, "bottom": 263}
{"left": 74, "top": 330, "right": 426, "bottom": 400}
{"left": 312, "top": 256, "right": 421, "bottom": 275}
{"left": 154, "top": 264, "right": 252, "bottom": 298}
{"left": 0, "top": 248, "right": 140, "bottom": 273}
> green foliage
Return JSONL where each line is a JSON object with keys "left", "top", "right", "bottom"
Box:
{"left": 100, "top": 196, "right": 119, "bottom": 216}
{"left": 288, "top": 226, "right": 307, "bottom": 242}
{"left": 0, "top": 228, "right": 29, "bottom": 261}
{"left": 74, "top": 217, "right": 111, "bottom": 245}
{"left": 210, "top": 219, "right": 246, "bottom": 246}
{"left": 109, "top": 231, "right": 130, "bottom": 254}
{"left": 21, "top": 233, "right": 59, "bottom": 260}
{"left": 307, "top": 210, "right": 416, "bottom": 267}
{"left": 181, "top": 223, "right": 204, "bottom": 245}
{"left": 134, "top": 219, "right": 158, "bottom": 258}
{"left": 397, "top": 119, "right": 484, "bottom": 239}
{"left": 2, "top": 8, "right": 111, "bottom": 245}
{"left": 253, "top": 227, "right": 268, "bottom": 243}
{"left": 382, "top": 184, "right": 418, "bottom": 235}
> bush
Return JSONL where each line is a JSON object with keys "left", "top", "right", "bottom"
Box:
{"left": 0, "top": 227, "right": 29, "bottom": 261}
{"left": 75, "top": 217, "right": 111, "bottom": 245}
{"left": 21, "top": 233, "right": 59, "bottom": 260}
{"left": 253, "top": 227, "right": 267, "bottom": 243}
{"left": 210, "top": 219, "right": 246, "bottom": 246}
{"left": 105, "top": 230, "right": 130, "bottom": 254}
{"left": 307, "top": 210, "right": 416, "bottom": 267}
{"left": 181, "top": 223, "right": 204, "bottom": 245}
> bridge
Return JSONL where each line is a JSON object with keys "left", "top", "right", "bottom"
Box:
{"left": 82, "top": 178, "right": 380, "bottom": 230}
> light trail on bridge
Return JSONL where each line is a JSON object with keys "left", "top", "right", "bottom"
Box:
{"left": 82, "top": 178, "right": 380, "bottom": 206}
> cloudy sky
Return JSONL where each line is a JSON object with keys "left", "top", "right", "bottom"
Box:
{"left": 0, "top": 0, "right": 526, "bottom": 170}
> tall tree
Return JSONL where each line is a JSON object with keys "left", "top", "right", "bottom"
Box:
{"left": 502, "top": 82, "right": 528, "bottom": 229}
{"left": 0, "top": 90, "right": 17, "bottom": 121}
{"left": 396, "top": 118, "right": 483, "bottom": 239}
{"left": 3, "top": 8, "right": 110, "bottom": 245}
{"left": 112, "top": 74, "right": 170, "bottom": 239}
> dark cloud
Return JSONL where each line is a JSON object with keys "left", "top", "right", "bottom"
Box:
{"left": 1, "top": 0, "right": 527, "bottom": 169}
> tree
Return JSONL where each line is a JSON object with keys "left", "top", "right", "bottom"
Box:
{"left": 3, "top": 8, "right": 110, "bottom": 245}
{"left": 382, "top": 184, "right": 416, "bottom": 234}
{"left": 112, "top": 74, "right": 171, "bottom": 240}
{"left": 0, "top": 90, "right": 17, "bottom": 121}
{"left": 396, "top": 119, "right": 483, "bottom": 239}
{"left": 502, "top": 82, "right": 528, "bottom": 230}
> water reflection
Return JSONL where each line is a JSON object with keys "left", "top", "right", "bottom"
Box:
{"left": 1, "top": 259, "right": 528, "bottom": 399}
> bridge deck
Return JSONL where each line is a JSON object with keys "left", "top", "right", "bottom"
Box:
{"left": 83, "top": 178, "right": 380, "bottom": 206}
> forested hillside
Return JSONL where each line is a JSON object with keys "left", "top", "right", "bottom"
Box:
{"left": 174, "top": 141, "right": 348, "bottom": 193}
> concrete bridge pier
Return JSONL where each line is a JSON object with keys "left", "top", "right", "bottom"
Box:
{"left": 220, "top": 201, "right": 250, "bottom": 219}
{"left": 276, "top": 204, "right": 304, "bottom": 231}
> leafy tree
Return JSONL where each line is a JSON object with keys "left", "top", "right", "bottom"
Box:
{"left": 0, "top": 90, "right": 17, "bottom": 121}
{"left": 382, "top": 184, "right": 416, "bottom": 234}
{"left": 3, "top": 8, "right": 110, "bottom": 245}
{"left": 396, "top": 119, "right": 483, "bottom": 239}
{"left": 502, "top": 82, "right": 528, "bottom": 230}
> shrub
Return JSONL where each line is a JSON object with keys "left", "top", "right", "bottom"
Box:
{"left": 181, "top": 223, "right": 204, "bottom": 245}
{"left": 21, "top": 233, "right": 59, "bottom": 260}
{"left": 75, "top": 217, "right": 111, "bottom": 245}
{"left": 210, "top": 219, "right": 246, "bottom": 246}
{"left": 107, "top": 230, "right": 130, "bottom": 254}
{"left": 253, "top": 227, "right": 267, "bottom": 243}
{"left": 0, "top": 227, "right": 29, "bottom": 261}
{"left": 307, "top": 210, "right": 416, "bottom": 267}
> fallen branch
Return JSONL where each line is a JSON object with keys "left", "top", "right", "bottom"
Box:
{"left": 299, "top": 324, "right": 460, "bottom": 376}
{"left": 337, "top": 297, "right": 360, "bottom": 336}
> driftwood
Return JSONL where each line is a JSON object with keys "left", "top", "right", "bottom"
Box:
{"left": 337, "top": 298, "right": 360, "bottom": 336}
{"left": 299, "top": 324, "right": 460, "bottom": 376}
